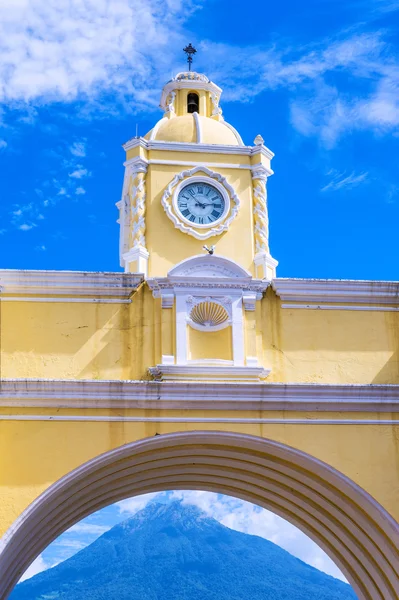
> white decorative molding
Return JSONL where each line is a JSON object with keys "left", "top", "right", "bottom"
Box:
{"left": 2, "top": 415, "right": 399, "bottom": 425}
{"left": 252, "top": 166, "right": 269, "bottom": 254}
{"left": 117, "top": 158, "right": 149, "bottom": 274}
{"left": 242, "top": 292, "right": 261, "bottom": 311}
{"left": 148, "top": 254, "right": 270, "bottom": 379}
{"left": 122, "top": 246, "right": 149, "bottom": 277}
{"left": 161, "top": 354, "right": 175, "bottom": 365}
{"left": 272, "top": 279, "right": 399, "bottom": 305}
{"left": 1, "top": 379, "right": 399, "bottom": 412}
{"left": 0, "top": 297, "right": 132, "bottom": 304}
{"left": 164, "top": 91, "right": 176, "bottom": 116}
{"left": 210, "top": 92, "right": 223, "bottom": 117}
{"left": 254, "top": 252, "right": 278, "bottom": 281}
{"left": 281, "top": 304, "right": 399, "bottom": 312}
{"left": 0, "top": 271, "right": 143, "bottom": 301}
{"left": 192, "top": 111, "right": 202, "bottom": 143}
{"left": 161, "top": 166, "right": 240, "bottom": 240}
{"left": 187, "top": 297, "right": 232, "bottom": 331}
{"left": 149, "top": 364, "right": 270, "bottom": 382}
{"left": 251, "top": 166, "right": 278, "bottom": 280}
{"left": 122, "top": 137, "right": 274, "bottom": 159}
{"left": 148, "top": 254, "right": 268, "bottom": 295}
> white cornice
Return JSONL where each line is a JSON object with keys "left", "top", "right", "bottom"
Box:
{"left": 149, "top": 364, "right": 270, "bottom": 382}
{"left": 122, "top": 137, "right": 274, "bottom": 160}
{"left": 124, "top": 156, "right": 273, "bottom": 175}
{"left": 0, "top": 270, "right": 144, "bottom": 301}
{"left": 272, "top": 278, "right": 399, "bottom": 305}
{"left": 1, "top": 379, "right": 399, "bottom": 412}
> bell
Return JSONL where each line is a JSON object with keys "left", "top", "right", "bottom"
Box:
{"left": 187, "top": 93, "right": 199, "bottom": 114}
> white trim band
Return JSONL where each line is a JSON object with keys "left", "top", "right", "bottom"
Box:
{"left": 0, "top": 297, "right": 131, "bottom": 304}
{"left": 2, "top": 380, "right": 399, "bottom": 412}
{"left": 123, "top": 137, "right": 274, "bottom": 159}
{"left": 0, "top": 270, "right": 143, "bottom": 300}
{"left": 1, "top": 415, "right": 399, "bottom": 424}
{"left": 273, "top": 278, "right": 399, "bottom": 305}
{"left": 282, "top": 303, "right": 399, "bottom": 312}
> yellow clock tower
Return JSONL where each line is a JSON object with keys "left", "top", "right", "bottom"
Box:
{"left": 117, "top": 69, "right": 278, "bottom": 281}
{"left": 115, "top": 66, "right": 279, "bottom": 382}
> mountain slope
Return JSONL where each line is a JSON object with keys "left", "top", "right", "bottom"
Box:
{"left": 11, "top": 501, "right": 356, "bottom": 600}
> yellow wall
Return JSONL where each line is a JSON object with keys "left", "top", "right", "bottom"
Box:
{"left": 145, "top": 162, "right": 255, "bottom": 277}
{"left": 1, "top": 409, "right": 399, "bottom": 537}
{"left": 188, "top": 326, "right": 232, "bottom": 361}
{"left": 1, "top": 288, "right": 398, "bottom": 383}
{"left": 0, "top": 285, "right": 158, "bottom": 381}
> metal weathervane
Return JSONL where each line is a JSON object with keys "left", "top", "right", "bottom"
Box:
{"left": 183, "top": 43, "right": 197, "bottom": 71}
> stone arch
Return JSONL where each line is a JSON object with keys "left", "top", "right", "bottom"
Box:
{"left": 1, "top": 431, "right": 399, "bottom": 599}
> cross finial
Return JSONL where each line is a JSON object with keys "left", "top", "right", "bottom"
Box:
{"left": 183, "top": 43, "right": 197, "bottom": 71}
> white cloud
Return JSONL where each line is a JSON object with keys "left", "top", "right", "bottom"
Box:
{"left": 69, "top": 167, "right": 89, "bottom": 179}
{"left": 68, "top": 523, "right": 111, "bottom": 535}
{"left": 70, "top": 141, "right": 86, "bottom": 157}
{"left": 54, "top": 539, "right": 86, "bottom": 550}
{"left": 0, "top": 139, "right": 7, "bottom": 149}
{"left": 321, "top": 169, "right": 368, "bottom": 192}
{"left": 117, "top": 492, "right": 160, "bottom": 515}
{"left": 75, "top": 186, "right": 86, "bottom": 195}
{"left": 35, "top": 244, "right": 46, "bottom": 251}
{"left": 204, "top": 31, "right": 399, "bottom": 145}
{"left": 0, "top": 0, "right": 199, "bottom": 108}
{"left": 19, "top": 554, "right": 49, "bottom": 582}
{"left": 19, "top": 223, "right": 36, "bottom": 231}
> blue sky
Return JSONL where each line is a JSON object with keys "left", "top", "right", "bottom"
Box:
{"left": 19, "top": 491, "right": 347, "bottom": 584}
{"left": 0, "top": 0, "right": 398, "bottom": 279}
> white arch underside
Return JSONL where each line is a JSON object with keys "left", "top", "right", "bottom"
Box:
{"left": 1, "top": 431, "right": 399, "bottom": 600}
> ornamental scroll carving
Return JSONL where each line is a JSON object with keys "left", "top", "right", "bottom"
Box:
{"left": 128, "top": 163, "right": 148, "bottom": 250}
{"left": 252, "top": 169, "right": 269, "bottom": 255}
{"left": 210, "top": 92, "right": 223, "bottom": 118}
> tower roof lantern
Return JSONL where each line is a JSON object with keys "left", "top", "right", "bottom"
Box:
{"left": 159, "top": 73, "right": 222, "bottom": 112}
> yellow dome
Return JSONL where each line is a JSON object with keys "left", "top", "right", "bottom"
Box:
{"left": 145, "top": 114, "right": 243, "bottom": 146}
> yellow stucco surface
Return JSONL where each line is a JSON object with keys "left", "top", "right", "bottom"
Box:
{"left": 1, "top": 411, "right": 399, "bottom": 537}
{"left": 144, "top": 163, "right": 255, "bottom": 277}
{"left": 1, "top": 288, "right": 398, "bottom": 383}
{"left": 1, "top": 286, "right": 398, "bottom": 540}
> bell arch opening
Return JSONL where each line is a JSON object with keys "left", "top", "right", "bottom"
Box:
{"left": 1, "top": 431, "right": 399, "bottom": 600}
{"left": 187, "top": 92, "right": 199, "bottom": 114}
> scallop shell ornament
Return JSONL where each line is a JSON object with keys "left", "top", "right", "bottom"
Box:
{"left": 190, "top": 301, "right": 229, "bottom": 328}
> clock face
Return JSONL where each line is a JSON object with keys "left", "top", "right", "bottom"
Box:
{"left": 177, "top": 182, "right": 226, "bottom": 226}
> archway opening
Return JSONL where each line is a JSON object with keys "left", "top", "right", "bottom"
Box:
{"left": 13, "top": 490, "right": 354, "bottom": 599}
{"left": 1, "top": 432, "right": 399, "bottom": 600}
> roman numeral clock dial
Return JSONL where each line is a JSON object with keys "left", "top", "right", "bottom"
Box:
{"left": 177, "top": 182, "right": 225, "bottom": 226}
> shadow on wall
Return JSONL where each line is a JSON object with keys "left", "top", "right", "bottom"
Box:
{"left": 2, "top": 285, "right": 155, "bottom": 380}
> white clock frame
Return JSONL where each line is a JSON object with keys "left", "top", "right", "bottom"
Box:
{"left": 161, "top": 166, "right": 240, "bottom": 240}
{"left": 173, "top": 176, "right": 230, "bottom": 229}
